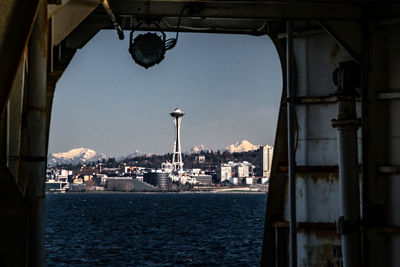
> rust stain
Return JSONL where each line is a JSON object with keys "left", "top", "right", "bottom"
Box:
{"left": 307, "top": 172, "right": 339, "bottom": 183}
{"left": 300, "top": 233, "right": 342, "bottom": 266}
{"left": 330, "top": 43, "right": 340, "bottom": 59}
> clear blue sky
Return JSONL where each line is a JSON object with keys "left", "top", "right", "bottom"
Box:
{"left": 48, "top": 31, "right": 283, "bottom": 157}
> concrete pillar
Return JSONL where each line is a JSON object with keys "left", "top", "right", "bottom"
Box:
{"left": 26, "top": 1, "right": 48, "bottom": 266}
{"left": 7, "top": 59, "right": 26, "bottom": 184}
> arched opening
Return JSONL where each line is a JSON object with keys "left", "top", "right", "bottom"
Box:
{"left": 46, "top": 31, "right": 283, "bottom": 265}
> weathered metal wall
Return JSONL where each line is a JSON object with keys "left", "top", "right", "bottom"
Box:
{"left": 263, "top": 17, "right": 400, "bottom": 267}
{"left": 263, "top": 23, "right": 361, "bottom": 266}
{"left": 363, "top": 21, "right": 400, "bottom": 267}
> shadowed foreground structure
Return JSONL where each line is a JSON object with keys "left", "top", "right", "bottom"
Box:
{"left": 2, "top": 0, "right": 400, "bottom": 266}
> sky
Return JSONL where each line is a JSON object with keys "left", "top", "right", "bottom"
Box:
{"left": 48, "top": 31, "right": 283, "bottom": 157}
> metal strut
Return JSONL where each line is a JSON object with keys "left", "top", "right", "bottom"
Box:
{"left": 286, "top": 20, "right": 298, "bottom": 267}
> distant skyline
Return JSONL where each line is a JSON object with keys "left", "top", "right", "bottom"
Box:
{"left": 49, "top": 31, "right": 283, "bottom": 157}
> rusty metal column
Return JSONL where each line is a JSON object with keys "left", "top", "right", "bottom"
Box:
{"left": 26, "top": 1, "right": 47, "bottom": 266}
{"left": 332, "top": 61, "right": 362, "bottom": 267}
{"left": 286, "top": 20, "right": 297, "bottom": 267}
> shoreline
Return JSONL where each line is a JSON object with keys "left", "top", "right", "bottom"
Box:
{"left": 47, "top": 190, "right": 267, "bottom": 195}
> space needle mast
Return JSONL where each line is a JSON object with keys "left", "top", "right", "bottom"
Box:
{"left": 170, "top": 108, "right": 184, "bottom": 172}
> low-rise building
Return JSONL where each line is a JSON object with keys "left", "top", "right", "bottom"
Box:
{"left": 242, "top": 177, "right": 254, "bottom": 185}
{"left": 193, "top": 175, "right": 213, "bottom": 185}
{"left": 106, "top": 177, "right": 134, "bottom": 191}
{"left": 229, "top": 177, "right": 238, "bottom": 185}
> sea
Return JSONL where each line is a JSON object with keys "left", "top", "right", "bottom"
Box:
{"left": 46, "top": 193, "right": 267, "bottom": 266}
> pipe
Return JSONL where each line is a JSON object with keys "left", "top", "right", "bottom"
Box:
{"left": 26, "top": 2, "right": 48, "bottom": 266}
{"left": 286, "top": 20, "right": 297, "bottom": 267}
{"left": 332, "top": 61, "right": 362, "bottom": 267}
{"left": 100, "top": 0, "right": 124, "bottom": 40}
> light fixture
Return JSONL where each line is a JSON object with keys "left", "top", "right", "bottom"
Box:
{"left": 128, "top": 16, "right": 182, "bottom": 68}
{"left": 129, "top": 26, "right": 168, "bottom": 68}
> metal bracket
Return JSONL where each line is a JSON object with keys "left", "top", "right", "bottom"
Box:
{"left": 333, "top": 60, "right": 361, "bottom": 96}
{"left": 337, "top": 216, "right": 356, "bottom": 235}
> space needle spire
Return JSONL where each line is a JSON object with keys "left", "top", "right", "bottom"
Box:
{"left": 170, "top": 108, "right": 184, "bottom": 172}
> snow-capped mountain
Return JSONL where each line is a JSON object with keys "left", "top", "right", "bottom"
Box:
{"left": 117, "top": 150, "right": 143, "bottom": 161}
{"left": 225, "top": 140, "right": 259, "bottom": 153}
{"left": 48, "top": 148, "right": 106, "bottom": 166}
{"left": 186, "top": 144, "right": 206, "bottom": 154}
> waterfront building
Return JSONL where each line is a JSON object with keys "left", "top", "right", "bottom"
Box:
{"left": 106, "top": 178, "right": 134, "bottom": 191}
{"left": 191, "top": 175, "right": 212, "bottom": 185}
{"left": 229, "top": 177, "right": 238, "bottom": 185}
{"left": 260, "top": 145, "right": 273, "bottom": 178}
{"left": 242, "top": 177, "right": 254, "bottom": 185}
{"left": 144, "top": 171, "right": 169, "bottom": 189}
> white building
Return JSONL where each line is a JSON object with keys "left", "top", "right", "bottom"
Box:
{"left": 218, "top": 164, "right": 232, "bottom": 182}
{"left": 229, "top": 177, "right": 238, "bottom": 185}
{"left": 243, "top": 177, "right": 254, "bottom": 185}
{"left": 234, "top": 163, "right": 250, "bottom": 178}
{"left": 260, "top": 145, "right": 273, "bottom": 178}
{"left": 218, "top": 161, "right": 255, "bottom": 182}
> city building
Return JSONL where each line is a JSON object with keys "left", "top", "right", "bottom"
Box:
{"left": 144, "top": 171, "right": 169, "bottom": 189}
{"left": 260, "top": 145, "right": 273, "bottom": 178}
{"left": 229, "top": 177, "right": 238, "bottom": 185}
{"left": 242, "top": 177, "right": 254, "bottom": 185}
{"left": 234, "top": 163, "right": 250, "bottom": 178}
{"left": 192, "top": 175, "right": 213, "bottom": 185}
{"left": 218, "top": 164, "right": 232, "bottom": 182}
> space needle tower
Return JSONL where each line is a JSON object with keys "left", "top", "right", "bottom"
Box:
{"left": 170, "top": 108, "right": 184, "bottom": 172}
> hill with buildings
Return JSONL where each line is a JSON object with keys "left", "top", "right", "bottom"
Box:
{"left": 119, "top": 149, "right": 262, "bottom": 170}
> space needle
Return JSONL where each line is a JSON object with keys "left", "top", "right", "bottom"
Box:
{"left": 170, "top": 108, "right": 184, "bottom": 172}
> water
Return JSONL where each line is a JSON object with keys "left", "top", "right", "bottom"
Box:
{"left": 46, "top": 193, "right": 267, "bottom": 266}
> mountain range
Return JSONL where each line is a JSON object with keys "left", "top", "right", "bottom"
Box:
{"left": 48, "top": 140, "right": 261, "bottom": 166}
{"left": 47, "top": 148, "right": 106, "bottom": 166}
{"left": 224, "top": 140, "right": 259, "bottom": 153}
{"left": 116, "top": 150, "right": 143, "bottom": 161}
